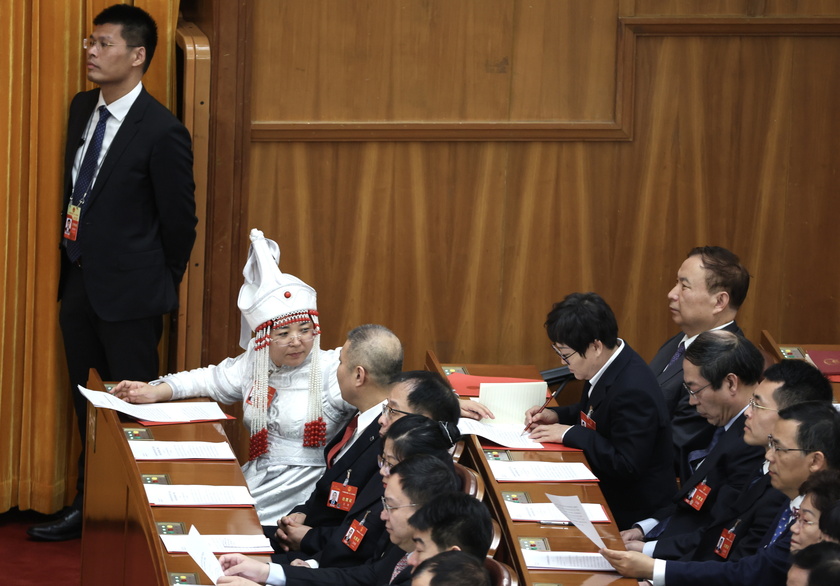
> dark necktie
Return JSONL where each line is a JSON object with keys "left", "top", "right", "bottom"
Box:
{"left": 770, "top": 506, "right": 793, "bottom": 544}
{"left": 65, "top": 106, "right": 111, "bottom": 262}
{"left": 663, "top": 341, "right": 686, "bottom": 372}
{"left": 687, "top": 426, "right": 724, "bottom": 474}
{"left": 327, "top": 414, "right": 358, "bottom": 468}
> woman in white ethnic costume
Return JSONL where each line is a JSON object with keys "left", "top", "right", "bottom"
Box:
{"left": 111, "top": 229, "right": 354, "bottom": 523}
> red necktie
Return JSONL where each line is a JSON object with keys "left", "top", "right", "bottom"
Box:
{"left": 327, "top": 415, "right": 358, "bottom": 468}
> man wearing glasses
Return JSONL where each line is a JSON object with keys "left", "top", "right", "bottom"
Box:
{"left": 31, "top": 4, "right": 197, "bottom": 542}
{"left": 524, "top": 292, "right": 676, "bottom": 530}
{"left": 217, "top": 455, "right": 459, "bottom": 586}
{"left": 621, "top": 331, "right": 767, "bottom": 557}
{"left": 602, "top": 401, "right": 840, "bottom": 586}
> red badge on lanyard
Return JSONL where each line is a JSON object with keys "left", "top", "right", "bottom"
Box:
{"left": 579, "top": 409, "right": 597, "bottom": 430}
{"left": 715, "top": 520, "right": 741, "bottom": 559}
{"left": 342, "top": 511, "right": 370, "bottom": 551}
{"left": 684, "top": 481, "right": 711, "bottom": 511}
{"left": 327, "top": 470, "right": 357, "bottom": 511}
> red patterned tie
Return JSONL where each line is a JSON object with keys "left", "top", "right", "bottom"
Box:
{"left": 390, "top": 552, "right": 410, "bottom": 583}
{"left": 326, "top": 414, "right": 358, "bottom": 468}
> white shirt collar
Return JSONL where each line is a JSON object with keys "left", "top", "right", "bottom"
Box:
{"left": 96, "top": 81, "right": 143, "bottom": 122}
{"left": 589, "top": 339, "right": 625, "bottom": 390}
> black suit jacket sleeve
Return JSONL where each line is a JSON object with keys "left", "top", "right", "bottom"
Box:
{"left": 283, "top": 536, "right": 406, "bottom": 586}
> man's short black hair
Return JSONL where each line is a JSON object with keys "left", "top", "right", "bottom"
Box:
{"left": 687, "top": 246, "right": 750, "bottom": 309}
{"left": 684, "top": 330, "right": 763, "bottom": 388}
{"left": 390, "top": 371, "right": 460, "bottom": 425}
{"left": 544, "top": 292, "right": 618, "bottom": 356}
{"left": 808, "top": 559, "right": 840, "bottom": 585}
{"left": 94, "top": 4, "right": 158, "bottom": 72}
{"left": 409, "top": 492, "right": 493, "bottom": 561}
{"left": 778, "top": 402, "right": 840, "bottom": 470}
{"left": 763, "top": 360, "right": 833, "bottom": 410}
{"left": 390, "top": 455, "right": 459, "bottom": 507}
{"left": 791, "top": 541, "right": 840, "bottom": 571}
{"left": 412, "top": 551, "right": 490, "bottom": 586}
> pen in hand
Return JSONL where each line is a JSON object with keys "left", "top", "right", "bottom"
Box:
{"left": 521, "top": 376, "right": 574, "bottom": 436}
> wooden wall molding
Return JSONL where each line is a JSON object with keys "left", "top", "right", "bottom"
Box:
{"left": 250, "top": 15, "right": 840, "bottom": 143}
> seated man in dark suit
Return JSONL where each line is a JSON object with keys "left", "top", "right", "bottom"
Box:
{"left": 601, "top": 401, "right": 840, "bottom": 586}
{"left": 649, "top": 247, "right": 750, "bottom": 464}
{"left": 218, "top": 455, "right": 459, "bottom": 586}
{"left": 788, "top": 543, "right": 840, "bottom": 586}
{"left": 405, "top": 491, "right": 493, "bottom": 569}
{"left": 274, "top": 371, "right": 461, "bottom": 566}
{"left": 268, "top": 324, "right": 403, "bottom": 539}
{"left": 622, "top": 331, "right": 766, "bottom": 554}
{"left": 525, "top": 292, "right": 676, "bottom": 530}
{"left": 677, "top": 360, "right": 834, "bottom": 563}
{"left": 276, "top": 415, "right": 458, "bottom": 569}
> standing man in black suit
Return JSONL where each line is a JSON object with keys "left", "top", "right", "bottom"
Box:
{"left": 622, "top": 331, "right": 767, "bottom": 554}
{"left": 28, "top": 4, "right": 197, "bottom": 542}
{"left": 525, "top": 292, "right": 676, "bottom": 530}
{"left": 649, "top": 247, "right": 750, "bottom": 464}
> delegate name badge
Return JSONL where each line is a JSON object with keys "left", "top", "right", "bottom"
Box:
{"left": 327, "top": 470, "right": 357, "bottom": 511}
{"left": 684, "top": 481, "right": 711, "bottom": 511}
{"left": 579, "top": 410, "right": 597, "bottom": 430}
{"left": 715, "top": 526, "right": 737, "bottom": 559}
{"left": 64, "top": 203, "right": 81, "bottom": 240}
{"left": 342, "top": 514, "right": 370, "bottom": 551}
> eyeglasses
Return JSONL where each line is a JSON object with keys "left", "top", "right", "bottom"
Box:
{"left": 683, "top": 381, "right": 712, "bottom": 397}
{"left": 551, "top": 345, "right": 577, "bottom": 365}
{"left": 83, "top": 38, "right": 141, "bottom": 51}
{"left": 377, "top": 453, "right": 399, "bottom": 472}
{"left": 380, "top": 495, "right": 417, "bottom": 514}
{"left": 792, "top": 509, "right": 817, "bottom": 527}
{"left": 748, "top": 397, "right": 778, "bottom": 412}
{"left": 271, "top": 329, "right": 315, "bottom": 347}
{"left": 767, "top": 436, "right": 808, "bottom": 454}
{"left": 381, "top": 403, "right": 412, "bottom": 419}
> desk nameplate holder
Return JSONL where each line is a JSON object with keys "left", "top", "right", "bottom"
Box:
{"left": 519, "top": 537, "right": 550, "bottom": 551}
{"left": 157, "top": 521, "right": 186, "bottom": 535}
{"left": 442, "top": 365, "right": 469, "bottom": 375}
{"left": 169, "top": 572, "right": 199, "bottom": 584}
{"left": 484, "top": 449, "right": 511, "bottom": 461}
{"left": 142, "top": 474, "right": 171, "bottom": 485}
{"left": 502, "top": 491, "right": 531, "bottom": 503}
{"left": 125, "top": 428, "right": 154, "bottom": 440}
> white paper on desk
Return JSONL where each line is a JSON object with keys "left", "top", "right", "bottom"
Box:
{"left": 129, "top": 440, "right": 236, "bottom": 461}
{"left": 488, "top": 460, "right": 598, "bottom": 482}
{"left": 505, "top": 500, "right": 609, "bottom": 523}
{"left": 521, "top": 550, "right": 614, "bottom": 571}
{"left": 79, "top": 386, "right": 227, "bottom": 422}
{"left": 161, "top": 533, "right": 273, "bottom": 554}
{"left": 144, "top": 484, "right": 256, "bottom": 507}
{"left": 457, "top": 418, "right": 545, "bottom": 449}
{"left": 547, "top": 494, "right": 606, "bottom": 549}
{"left": 186, "top": 525, "right": 224, "bottom": 584}
{"left": 478, "top": 382, "right": 547, "bottom": 424}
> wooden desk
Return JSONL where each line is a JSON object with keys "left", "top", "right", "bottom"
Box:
{"left": 760, "top": 330, "right": 840, "bottom": 401}
{"left": 81, "top": 374, "right": 266, "bottom": 585}
{"left": 430, "top": 356, "right": 634, "bottom": 585}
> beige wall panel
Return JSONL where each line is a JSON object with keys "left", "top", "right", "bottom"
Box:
{"left": 247, "top": 141, "right": 509, "bottom": 366}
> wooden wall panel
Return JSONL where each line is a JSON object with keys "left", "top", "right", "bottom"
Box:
{"left": 185, "top": 0, "right": 840, "bottom": 376}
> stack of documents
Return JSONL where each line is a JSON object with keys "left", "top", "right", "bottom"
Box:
{"left": 505, "top": 501, "right": 609, "bottom": 523}
{"left": 144, "top": 484, "right": 256, "bottom": 507}
{"left": 160, "top": 533, "right": 273, "bottom": 554}
{"left": 488, "top": 460, "right": 598, "bottom": 482}
{"left": 79, "top": 386, "right": 228, "bottom": 423}
{"left": 522, "top": 550, "right": 615, "bottom": 571}
{"left": 128, "top": 440, "right": 237, "bottom": 461}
